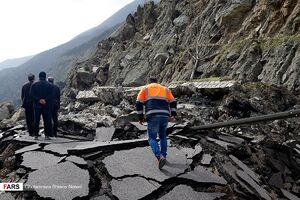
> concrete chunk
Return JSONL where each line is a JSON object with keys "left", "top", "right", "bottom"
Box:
{"left": 76, "top": 90, "right": 99, "bottom": 102}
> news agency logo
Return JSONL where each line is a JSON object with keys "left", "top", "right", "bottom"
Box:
{"left": 0, "top": 183, "right": 23, "bottom": 191}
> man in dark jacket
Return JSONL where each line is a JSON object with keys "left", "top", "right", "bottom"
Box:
{"left": 30, "top": 72, "right": 53, "bottom": 140}
{"left": 48, "top": 77, "right": 60, "bottom": 137}
{"left": 21, "top": 74, "right": 35, "bottom": 136}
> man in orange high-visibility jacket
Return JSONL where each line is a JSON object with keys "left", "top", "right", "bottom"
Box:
{"left": 136, "top": 77, "right": 177, "bottom": 169}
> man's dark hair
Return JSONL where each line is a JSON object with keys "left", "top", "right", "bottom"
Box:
{"left": 39, "top": 71, "right": 46, "bottom": 79}
{"left": 28, "top": 74, "right": 35, "bottom": 82}
{"left": 148, "top": 77, "right": 158, "bottom": 83}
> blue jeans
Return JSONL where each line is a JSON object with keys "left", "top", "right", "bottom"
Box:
{"left": 147, "top": 116, "right": 169, "bottom": 158}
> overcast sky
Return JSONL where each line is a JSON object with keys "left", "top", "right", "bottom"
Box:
{"left": 0, "top": 0, "right": 134, "bottom": 63}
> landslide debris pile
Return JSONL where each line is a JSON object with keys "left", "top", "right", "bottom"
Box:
{"left": 0, "top": 81, "right": 300, "bottom": 200}
{"left": 67, "top": 0, "right": 300, "bottom": 94}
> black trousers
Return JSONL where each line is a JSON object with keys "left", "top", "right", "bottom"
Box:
{"left": 52, "top": 108, "right": 58, "bottom": 137}
{"left": 24, "top": 106, "right": 35, "bottom": 136}
{"left": 34, "top": 107, "right": 53, "bottom": 137}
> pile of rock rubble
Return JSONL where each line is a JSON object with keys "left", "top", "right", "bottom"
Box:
{"left": 0, "top": 81, "right": 299, "bottom": 200}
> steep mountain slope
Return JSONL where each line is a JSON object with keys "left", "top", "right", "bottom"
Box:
{"left": 68, "top": 0, "right": 300, "bottom": 95}
{"left": 0, "top": 55, "right": 34, "bottom": 71}
{"left": 0, "top": 0, "right": 158, "bottom": 105}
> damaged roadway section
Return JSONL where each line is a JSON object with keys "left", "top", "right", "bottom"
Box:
{"left": 43, "top": 142, "right": 84, "bottom": 155}
{"left": 111, "top": 177, "right": 161, "bottom": 200}
{"left": 15, "top": 144, "right": 41, "bottom": 155}
{"left": 1, "top": 78, "right": 300, "bottom": 200}
{"left": 25, "top": 161, "right": 89, "bottom": 200}
{"left": 21, "top": 151, "right": 63, "bottom": 170}
{"left": 158, "top": 185, "right": 225, "bottom": 200}
{"left": 103, "top": 146, "right": 190, "bottom": 182}
{"left": 179, "top": 165, "right": 227, "bottom": 185}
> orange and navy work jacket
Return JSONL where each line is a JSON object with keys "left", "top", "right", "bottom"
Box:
{"left": 136, "top": 83, "right": 177, "bottom": 120}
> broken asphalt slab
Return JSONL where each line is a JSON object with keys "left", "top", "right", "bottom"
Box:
{"left": 206, "top": 136, "right": 236, "bottom": 150}
{"left": 229, "top": 155, "right": 260, "bottom": 183}
{"left": 43, "top": 142, "right": 84, "bottom": 155}
{"left": 158, "top": 185, "right": 225, "bottom": 200}
{"left": 179, "top": 165, "right": 227, "bottom": 185}
{"left": 0, "top": 193, "right": 15, "bottom": 200}
{"left": 21, "top": 151, "right": 62, "bottom": 170}
{"left": 180, "top": 144, "right": 203, "bottom": 159}
{"left": 217, "top": 133, "right": 244, "bottom": 145}
{"left": 5, "top": 125, "right": 25, "bottom": 132}
{"left": 222, "top": 162, "right": 254, "bottom": 194}
{"left": 281, "top": 189, "right": 300, "bottom": 200}
{"left": 236, "top": 170, "right": 271, "bottom": 200}
{"left": 25, "top": 161, "right": 89, "bottom": 200}
{"left": 68, "top": 138, "right": 150, "bottom": 155}
{"left": 15, "top": 144, "right": 41, "bottom": 155}
{"left": 66, "top": 155, "right": 87, "bottom": 166}
{"left": 14, "top": 135, "right": 78, "bottom": 144}
{"left": 103, "top": 147, "right": 190, "bottom": 182}
{"left": 111, "top": 177, "right": 161, "bottom": 200}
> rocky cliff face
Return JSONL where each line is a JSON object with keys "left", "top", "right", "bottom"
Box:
{"left": 67, "top": 0, "right": 300, "bottom": 95}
